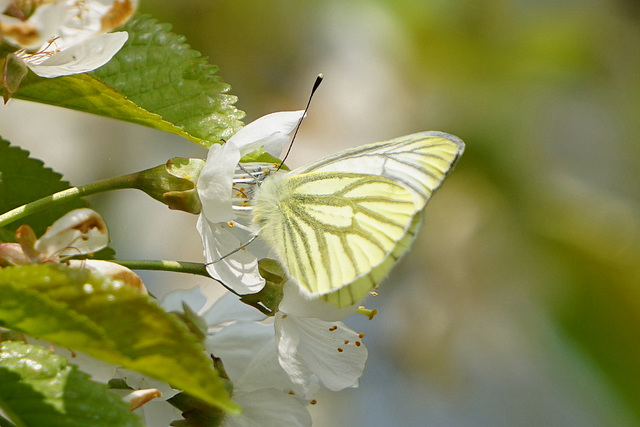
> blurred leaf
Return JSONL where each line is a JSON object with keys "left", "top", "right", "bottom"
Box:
{"left": 167, "top": 392, "right": 225, "bottom": 427}
{"left": 0, "top": 228, "right": 17, "bottom": 243}
{"left": 0, "top": 264, "right": 238, "bottom": 413}
{"left": 0, "top": 340, "right": 143, "bottom": 427}
{"left": 536, "top": 187, "right": 640, "bottom": 421}
{"left": 15, "top": 14, "right": 245, "bottom": 147}
{"left": 0, "top": 137, "right": 86, "bottom": 236}
{"left": 557, "top": 259, "right": 640, "bottom": 422}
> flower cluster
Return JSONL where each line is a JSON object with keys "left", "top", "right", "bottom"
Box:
{"left": 0, "top": 0, "right": 136, "bottom": 99}
{"left": 193, "top": 111, "right": 372, "bottom": 425}
{"left": 162, "top": 286, "right": 367, "bottom": 426}
{"left": 0, "top": 208, "right": 145, "bottom": 293}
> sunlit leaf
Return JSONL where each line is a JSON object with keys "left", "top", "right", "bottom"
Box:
{"left": 15, "top": 14, "right": 245, "bottom": 147}
{"left": 0, "top": 264, "right": 238, "bottom": 413}
{"left": 0, "top": 340, "right": 143, "bottom": 427}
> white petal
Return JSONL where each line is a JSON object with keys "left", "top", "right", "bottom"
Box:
{"left": 235, "top": 337, "right": 319, "bottom": 398}
{"left": 224, "top": 389, "right": 311, "bottom": 427}
{"left": 197, "top": 214, "right": 266, "bottom": 294}
{"left": 62, "top": 0, "right": 137, "bottom": 36}
{"left": 275, "top": 313, "right": 368, "bottom": 394}
{"left": 204, "top": 295, "right": 316, "bottom": 396}
{"left": 197, "top": 142, "right": 240, "bottom": 223}
{"left": 201, "top": 292, "right": 266, "bottom": 327}
{"left": 100, "top": 0, "right": 139, "bottom": 32}
{"left": 228, "top": 111, "right": 305, "bottom": 157}
{"left": 279, "top": 281, "right": 358, "bottom": 321}
{"left": 27, "top": 31, "right": 128, "bottom": 77}
{"left": 34, "top": 208, "right": 108, "bottom": 259}
{"left": 1, "top": 2, "right": 67, "bottom": 50}
{"left": 160, "top": 285, "right": 208, "bottom": 314}
{"left": 47, "top": 0, "right": 137, "bottom": 48}
{"left": 135, "top": 398, "right": 183, "bottom": 427}
{"left": 206, "top": 321, "right": 274, "bottom": 381}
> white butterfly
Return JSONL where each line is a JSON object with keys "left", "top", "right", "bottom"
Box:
{"left": 197, "top": 111, "right": 464, "bottom": 308}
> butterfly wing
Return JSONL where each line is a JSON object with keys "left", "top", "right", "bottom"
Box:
{"left": 254, "top": 132, "right": 464, "bottom": 307}
{"left": 291, "top": 131, "right": 464, "bottom": 209}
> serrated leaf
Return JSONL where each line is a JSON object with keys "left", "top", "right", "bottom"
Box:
{"left": 14, "top": 72, "right": 201, "bottom": 143}
{"left": 0, "top": 264, "right": 238, "bottom": 413}
{"left": 15, "top": 14, "right": 245, "bottom": 147}
{"left": 0, "top": 341, "right": 143, "bottom": 427}
{"left": 0, "top": 137, "right": 87, "bottom": 236}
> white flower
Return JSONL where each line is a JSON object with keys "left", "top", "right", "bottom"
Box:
{"left": 35, "top": 207, "right": 109, "bottom": 257}
{"left": 196, "top": 110, "right": 305, "bottom": 294}
{"left": 0, "top": 0, "right": 137, "bottom": 78}
{"left": 0, "top": 208, "right": 146, "bottom": 293}
{"left": 164, "top": 285, "right": 367, "bottom": 411}
{"left": 275, "top": 281, "right": 367, "bottom": 397}
{"left": 162, "top": 287, "right": 313, "bottom": 427}
{"left": 195, "top": 110, "right": 369, "bottom": 395}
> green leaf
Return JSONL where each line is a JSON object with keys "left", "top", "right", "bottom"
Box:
{"left": 0, "top": 264, "right": 238, "bottom": 413}
{"left": 240, "top": 148, "right": 289, "bottom": 170}
{"left": 0, "top": 341, "right": 143, "bottom": 427}
{"left": 0, "top": 137, "right": 86, "bottom": 236}
{"left": 15, "top": 14, "right": 245, "bottom": 147}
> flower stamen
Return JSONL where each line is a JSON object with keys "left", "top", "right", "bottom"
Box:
{"left": 231, "top": 162, "right": 280, "bottom": 214}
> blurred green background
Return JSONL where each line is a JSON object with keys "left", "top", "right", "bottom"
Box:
{"left": 3, "top": 0, "right": 640, "bottom": 425}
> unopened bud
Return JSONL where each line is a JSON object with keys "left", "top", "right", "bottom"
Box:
{"left": 133, "top": 158, "right": 205, "bottom": 214}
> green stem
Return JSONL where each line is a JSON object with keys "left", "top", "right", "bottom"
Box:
{"left": 0, "top": 173, "right": 140, "bottom": 229}
{"left": 114, "top": 259, "right": 239, "bottom": 297}
{"left": 114, "top": 259, "right": 212, "bottom": 279}
{"left": 114, "top": 259, "right": 273, "bottom": 315}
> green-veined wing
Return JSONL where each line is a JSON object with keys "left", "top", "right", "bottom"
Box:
{"left": 253, "top": 131, "right": 464, "bottom": 307}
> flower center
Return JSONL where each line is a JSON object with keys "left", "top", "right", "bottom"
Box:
{"left": 230, "top": 162, "right": 280, "bottom": 214}
{"left": 15, "top": 36, "right": 60, "bottom": 61}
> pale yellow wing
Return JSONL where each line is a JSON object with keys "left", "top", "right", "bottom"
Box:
{"left": 254, "top": 172, "right": 417, "bottom": 303}
{"left": 291, "top": 131, "right": 465, "bottom": 209}
{"left": 253, "top": 132, "right": 465, "bottom": 307}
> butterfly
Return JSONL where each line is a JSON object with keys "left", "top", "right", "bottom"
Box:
{"left": 250, "top": 131, "right": 464, "bottom": 308}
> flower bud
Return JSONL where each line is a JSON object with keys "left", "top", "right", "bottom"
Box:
{"left": 133, "top": 158, "right": 205, "bottom": 214}
{"left": 1, "top": 53, "right": 28, "bottom": 102}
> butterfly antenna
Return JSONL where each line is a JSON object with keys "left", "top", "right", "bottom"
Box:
{"left": 237, "top": 163, "right": 261, "bottom": 181}
{"left": 206, "top": 234, "right": 259, "bottom": 265}
{"left": 212, "top": 76, "right": 323, "bottom": 266}
{"left": 276, "top": 73, "right": 324, "bottom": 172}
